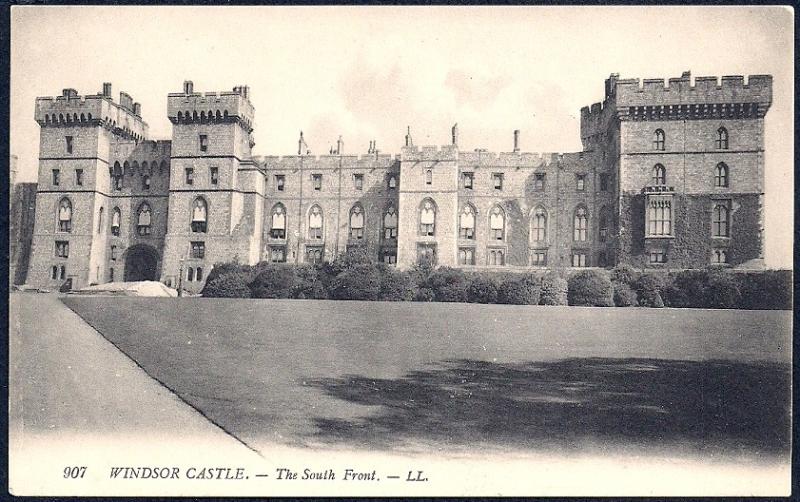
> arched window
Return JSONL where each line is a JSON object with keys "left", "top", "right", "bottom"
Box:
{"left": 488, "top": 249, "right": 505, "bottom": 266}
{"left": 137, "top": 202, "right": 152, "bottom": 236}
{"left": 531, "top": 206, "right": 547, "bottom": 242}
{"left": 349, "top": 205, "right": 365, "bottom": 239}
{"left": 87, "top": 113, "right": 92, "bottom": 121}
{"left": 177, "top": 111, "right": 183, "bottom": 121}
{"left": 188, "top": 267, "right": 195, "bottom": 282}
{"left": 653, "top": 129, "right": 665, "bottom": 150}
{"left": 599, "top": 205, "right": 611, "bottom": 242}
{"left": 191, "top": 198, "right": 208, "bottom": 232}
{"left": 652, "top": 164, "right": 666, "bottom": 185}
{"left": 112, "top": 162, "right": 123, "bottom": 190}
{"left": 425, "top": 170, "right": 433, "bottom": 185}
{"left": 308, "top": 205, "right": 324, "bottom": 240}
{"left": 58, "top": 198, "right": 72, "bottom": 232}
{"left": 383, "top": 205, "right": 398, "bottom": 239}
{"left": 97, "top": 207, "right": 104, "bottom": 234}
{"left": 419, "top": 199, "right": 436, "bottom": 236}
{"left": 459, "top": 204, "right": 476, "bottom": 239}
{"left": 59, "top": 113, "right": 64, "bottom": 123}
{"left": 196, "top": 267, "right": 203, "bottom": 282}
{"left": 388, "top": 175, "right": 397, "bottom": 189}
{"left": 216, "top": 110, "right": 222, "bottom": 120}
{"left": 142, "top": 161, "right": 151, "bottom": 190}
{"left": 223, "top": 110, "right": 229, "bottom": 119}
{"left": 573, "top": 206, "right": 588, "bottom": 241}
{"left": 111, "top": 207, "right": 121, "bottom": 236}
{"left": 713, "top": 203, "right": 730, "bottom": 237}
{"left": 80, "top": 113, "right": 86, "bottom": 122}
{"left": 489, "top": 206, "right": 505, "bottom": 241}
{"left": 270, "top": 204, "right": 286, "bottom": 238}
{"left": 716, "top": 127, "right": 729, "bottom": 150}
{"left": 715, "top": 163, "right": 729, "bottom": 188}
{"left": 200, "top": 111, "right": 206, "bottom": 121}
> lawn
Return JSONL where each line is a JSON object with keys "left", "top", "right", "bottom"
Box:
{"left": 62, "top": 297, "right": 791, "bottom": 459}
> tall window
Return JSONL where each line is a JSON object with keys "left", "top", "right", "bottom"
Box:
{"left": 489, "top": 206, "right": 505, "bottom": 241}
{"left": 388, "top": 175, "right": 397, "bottom": 189}
{"left": 112, "top": 163, "right": 123, "bottom": 190}
{"left": 419, "top": 199, "right": 436, "bottom": 236}
{"left": 137, "top": 202, "right": 152, "bottom": 236}
{"left": 459, "top": 205, "right": 475, "bottom": 239}
{"left": 458, "top": 247, "right": 475, "bottom": 265}
{"left": 306, "top": 246, "right": 323, "bottom": 265}
{"left": 425, "top": 170, "right": 433, "bottom": 185}
{"left": 312, "top": 174, "right": 322, "bottom": 191}
{"left": 75, "top": 169, "right": 84, "bottom": 186}
{"left": 270, "top": 204, "right": 286, "bottom": 239}
{"left": 713, "top": 203, "right": 730, "bottom": 237}
{"left": 573, "top": 206, "right": 588, "bottom": 241}
{"left": 492, "top": 173, "right": 504, "bottom": 190}
{"left": 600, "top": 173, "right": 609, "bottom": 192}
{"left": 576, "top": 174, "right": 586, "bottom": 191}
{"left": 349, "top": 205, "right": 365, "bottom": 239}
{"left": 275, "top": 174, "right": 285, "bottom": 191}
{"left": 66, "top": 136, "right": 74, "bottom": 154}
{"left": 599, "top": 206, "right": 610, "bottom": 242}
{"left": 534, "top": 173, "right": 546, "bottom": 191}
{"left": 653, "top": 129, "right": 665, "bottom": 150}
{"left": 572, "top": 252, "right": 587, "bottom": 267}
{"left": 715, "top": 163, "right": 729, "bottom": 188}
{"left": 353, "top": 174, "right": 364, "bottom": 190}
{"left": 58, "top": 198, "right": 72, "bottom": 232}
{"left": 199, "top": 134, "right": 208, "bottom": 152}
{"left": 185, "top": 168, "right": 194, "bottom": 185}
{"left": 308, "top": 205, "right": 324, "bottom": 240}
{"left": 383, "top": 206, "right": 398, "bottom": 239}
{"left": 462, "top": 172, "right": 473, "bottom": 189}
{"left": 716, "top": 127, "right": 729, "bottom": 150}
{"left": 111, "top": 207, "right": 121, "bottom": 236}
{"left": 648, "top": 198, "right": 672, "bottom": 236}
{"left": 52, "top": 169, "right": 60, "bottom": 186}
{"left": 55, "top": 241, "right": 69, "bottom": 258}
{"left": 531, "top": 206, "right": 547, "bottom": 242}
{"left": 210, "top": 167, "right": 219, "bottom": 185}
{"left": 270, "top": 245, "right": 287, "bottom": 263}
{"left": 142, "top": 174, "right": 151, "bottom": 190}
{"left": 488, "top": 249, "right": 505, "bottom": 266}
{"left": 652, "top": 164, "right": 666, "bottom": 185}
{"left": 191, "top": 198, "right": 208, "bottom": 233}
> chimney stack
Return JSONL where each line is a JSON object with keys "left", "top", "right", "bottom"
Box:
{"left": 62, "top": 89, "right": 78, "bottom": 99}
{"left": 451, "top": 123, "right": 459, "bottom": 146}
{"left": 133, "top": 102, "right": 142, "bottom": 116}
{"left": 183, "top": 80, "right": 194, "bottom": 95}
{"left": 336, "top": 136, "right": 343, "bottom": 155}
{"left": 102, "top": 82, "right": 112, "bottom": 98}
{"left": 405, "top": 126, "right": 413, "bottom": 147}
{"left": 513, "top": 130, "right": 520, "bottom": 153}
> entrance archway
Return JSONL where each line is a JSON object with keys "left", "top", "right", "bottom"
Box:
{"left": 124, "top": 244, "right": 159, "bottom": 282}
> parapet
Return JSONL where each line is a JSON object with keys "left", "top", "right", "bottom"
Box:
{"left": 35, "top": 84, "right": 148, "bottom": 141}
{"left": 259, "top": 153, "right": 400, "bottom": 171}
{"left": 167, "top": 81, "right": 255, "bottom": 131}
{"left": 400, "top": 144, "right": 459, "bottom": 162}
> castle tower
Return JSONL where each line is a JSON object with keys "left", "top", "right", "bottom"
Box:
{"left": 581, "top": 71, "right": 772, "bottom": 268}
{"left": 27, "top": 84, "right": 148, "bottom": 289}
{"left": 161, "top": 81, "right": 262, "bottom": 293}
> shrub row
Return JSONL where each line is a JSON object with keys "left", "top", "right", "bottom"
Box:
{"left": 201, "top": 251, "right": 791, "bottom": 310}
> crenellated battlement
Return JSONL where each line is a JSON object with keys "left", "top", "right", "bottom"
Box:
{"left": 35, "top": 84, "right": 148, "bottom": 141}
{"left": 258, "top": 153, "right": 400, "bottom": 171}
{"left": 167, "top": 80, "right": 255, "bottom": 131}
{"left": 400, "top": 144, "right": 459, "bottom": 162}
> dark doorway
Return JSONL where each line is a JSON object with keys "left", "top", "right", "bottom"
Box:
{"left": 124, "top": 244, "right": 159, "bottom": 282}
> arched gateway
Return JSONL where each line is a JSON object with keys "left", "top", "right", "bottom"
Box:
{"left": 123, "top": 244, "right": 160, "bottom": 282}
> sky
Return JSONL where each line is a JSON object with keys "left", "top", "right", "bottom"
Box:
{"left": 10, "top": 6, "right": 794, "bottom": 267}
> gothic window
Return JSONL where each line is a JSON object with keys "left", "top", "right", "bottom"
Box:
{"left": 716, "top": 127, "right": 729, "bottom": 150}
{"left": 576, "top": 174, "right": 586, "bottom": 191}
{"left": 52, "top": 169, "right": 60, "bottom": 186}
{"left": 712, "top": 248, "right": 728, "bottom": 264}
{"left": 425, "top": 169, "right": 433, "bottom": 185}
{"left": 112, "top": 162, "right": 123, "bottom": 190}
{"left": 713, "top": 202, "right": 730, "bottom": 237}
{"left": 652, "top": 164, "right": 666, "bottom": 185}
{"left": 488, "top": 249, "right": 505, "bottom": 266}
{"left": 383, "top": 206, "right": 398, "bottom": 239}
{"left": 210, "top": 167, "right": 219, "bottom": 185}
{"left": 308, "top": 205, "right": 324, "bottom": 240}
{"left": 191, "top": 241, "right": 205, "bottom": 259}
{"left": 185, "top": 167, "right": 194, "bottom": 185}
{"left": 270, "top": 245, "right": 287, "bottom": 263}
{"left": 196, "top": 267, "right": 203, "bottom": 282}
{"left": 388, "top": 175, "right": 397, "bottom": 189}
{"left": 188, "top": 267, "right": 195, "bottom": 282}
{"left": 275, "top": 174, "right": 285, "bottom": 191}
{"left": 573, "top": 205, "right": 588, "bottom": 241}
{"left": 572, "top": 252, "right": 587, "bottom": 267}
{"left": 417, "top": 243, "right": 437, "bottom": 265}
{"left": 306, "top": 246, "right": 323, "bottom": 265}
{"left": 489, "top": 206, "right": 505, "bottom": 241}
{"left": 270, "top": 204, "right": 286, "bottom": 239}
{"left": 55, "top": 241, "right": 69, "bottom": 258}
{"left": 715, "top": 163, "right": 729, "bottom": 187}
{"left": 349, "top": 205, "right": 365, "bottom": 240}
{"left": 191, "top": 197, "right": 208, "bottom": 233}
{"left": 493, "top": 173, "right": 504, "bottom": 190}
{"left": 534, "top": 173, "right": 546, "bottom": 191}
{"left": 458, "top": 247, "right": 475, "bottom": 265}
{"left": 599, "top": 205, "right": 611, "bottom": 242}
{"left": 353, "top": 173, "right": 364, "bottom": 190}
{"left": 459, "top": 204, "right": 476, "bottom": 239}
{"left": 199, "top": 135, "right": 208, "bottom": 153}
{"left": 75, "top": 169, "right": 84, "bottom": 186}
{"left": 66, "top": 136, "right": 74, "bottom": 154}
{"left": 653, "top": 129, "right": 665, "bottom": 150}
{"left": 419, "top": 199, "right": 436, "bottom": 236}
{"left": 58, "top": 198, "right": 72, "bottom": 232}
{"left": 137, "top": 202, "right": 152, "bottom": 236}
{"left": 462, "top": 172, "right": 473, "bottom": 189}
{"left": 531, "top": 206, "right": 547, "bottom": 242}
{"left": 312, "top": 174, "right": 322, "bottom": 191}
{"left": 111, "top": 207, "right": 121, "bottom": 236}
{"left": 647, "top": 198, "right": 672, "bottom": 236}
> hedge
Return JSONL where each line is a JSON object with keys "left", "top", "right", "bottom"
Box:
{"left": 249, "top": 264, "right": 296, "bottom": 299}
{"left": 612, "top": 282, "right": 637, "bottom": 307}
{"left": 497, "top": 275, "right": 541, "bottom": 305}
{"left": 202, "top": 272, "right": 251, "bottom": 298}
{"left": 427, "top": 267, "right": 469, "bottom": 303}
{"left": 567, "top": 270, "right": 614, "bottom": 307}
{"left": 539, "top": 272, "right": 568, "bottom": 306}
{"left": 466, "top": 276, "right": 499, "bottom": 304}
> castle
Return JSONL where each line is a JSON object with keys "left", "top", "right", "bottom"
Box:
{"left": 23, "top": 71, "right": 773, "bottom": 293}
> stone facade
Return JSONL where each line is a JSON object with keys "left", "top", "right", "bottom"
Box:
{"left": 23, "top": 72, "right": 772, "bottom": 292}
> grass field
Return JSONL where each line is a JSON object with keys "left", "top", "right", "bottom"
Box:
{"left": 62, "top": 297, "right": 791, "bottom": 459}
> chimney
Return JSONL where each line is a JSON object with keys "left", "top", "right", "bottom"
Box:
{"left": 183, "top": 80, "right": 194, "bottom": 95}
{"left": 336, "top": 136, "right": 343, "bottom": 155}
{"left": 451, "top": 123, "right": 458, "bottom": 146}
{"left": 681, "top": 70, "right": 691, "bottom": 80}
{"left": 405, "top": 126, "right": 413, "bottom": 147}
{"left": 298, "top": 131, "right": 306, "bottom": 155}
{"left": 513, "top": 130, "right": 520, "bottom": 153}
{"left": 102, "top": 82, "right": 112, "bottom": 98}
{"left": 133, "top": 102, "right": 141, "bottom": 116}
{"left": 62, "top": 88, "right": 78, "bottom": 98}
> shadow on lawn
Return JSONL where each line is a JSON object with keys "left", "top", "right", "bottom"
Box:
{"left": 304, "top": 358, "right": 790, "bottom": 455}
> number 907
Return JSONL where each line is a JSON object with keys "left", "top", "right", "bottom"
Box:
{"left": 63, "top": 466, "right": 87, "bottom": 479}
